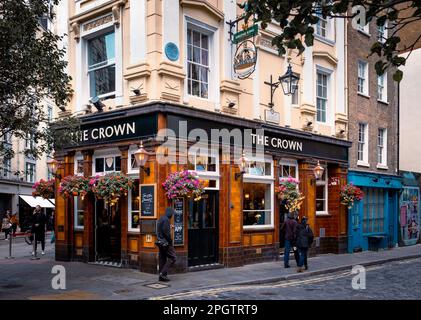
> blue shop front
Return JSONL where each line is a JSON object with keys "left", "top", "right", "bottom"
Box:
{"left": 399, "top": 172, "right": 420, "bottom": 246}
{"left": 348, "top": 171, "right": 402, "bottom": 253}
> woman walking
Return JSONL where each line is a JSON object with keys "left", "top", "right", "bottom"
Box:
{"left": 295, "top": 216, "right": 314, "bottom": 273}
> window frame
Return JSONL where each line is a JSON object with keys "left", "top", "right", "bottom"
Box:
{"left": 25, "top": 161, "right": 36, "bottom": 183}
{"left": 74, "top": 196, "right": 85, "bottom": 230}
{"left": 358, "top": 123, "right": 369, "bottom": 166}
{"left": 188, "top": 148, "right": 220, "bottom": 190}
{"left": 377, "top": 128, "right": 388, "bottom": 167}
{"left": 357, "top": 60, "right": 369, "bottom": 95}
{"left": 279, "top": 158, "right": 299, "bottom": 180}
{"left": 316, "top": 165, "right": 329, "bottom": 215}
{"left": 316, "top": 70, "right": 329, "bottom": 123}
{"left": 377, "top": 21, "right": 387, "bottom": 44}
{"left": 377, "top": 72, "right": 388, "bottom": 102}
{"left": 128, "top": 178, "right": 140, "bottom": 233}
{"left": 93, "top": 150, "right": 122, "bottom": 175}
{"left": 243, "top": 156, "right": 274, "bottom": 230}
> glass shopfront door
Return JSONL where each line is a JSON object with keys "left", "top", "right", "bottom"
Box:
{"left": 188, "top": 191, "right": 219, "bottom": 266}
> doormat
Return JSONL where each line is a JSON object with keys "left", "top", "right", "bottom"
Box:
{"left": 144, "top": 283, "right": 170, "bottom": 289}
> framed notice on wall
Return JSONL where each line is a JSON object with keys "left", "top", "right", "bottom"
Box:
{"left": 172, "top": 197, "right": 184, "bottom": 246}
{"left": 140, "top": 184, "right": 156, "bottom": 219}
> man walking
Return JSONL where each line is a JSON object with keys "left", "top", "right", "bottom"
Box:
{"left": 295, "top": 216, "right": 314, "bottom": 273}
{"left": 156, "top": 207, "right": 177, "bottom": 281}
{"left": 283, "top": 212, "right": 297, "bottom": 268}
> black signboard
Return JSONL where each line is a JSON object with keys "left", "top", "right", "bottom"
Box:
{"left": 140, "top": 184, "right": 156, "bottom": 218}
{"left": 173, "top": 197, "right": 184, "bottom": 246}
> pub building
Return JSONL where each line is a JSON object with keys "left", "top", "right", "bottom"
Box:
{"left": 53, "top": 102, "right": 351, "bottom": 273}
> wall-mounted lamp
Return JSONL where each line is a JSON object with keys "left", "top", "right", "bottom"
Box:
{"left": 134, "top": 140, "right": 152, "bottom": 176}
{"left": 235, "top": 151, "right": 247, "bottom": 180}
{"left": 264, "top": 63, "right": 299, "bottom": 108}
{"left": 47, "top": 158, "right": 62, "bottom": 179}
{"left": 90, "top": 96, "right": 105, "bottom": 112}
{"left": 310, "top": 161, "right": 325, "bottom": 185}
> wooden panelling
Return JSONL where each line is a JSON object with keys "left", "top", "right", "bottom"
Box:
{"left": 251, "top": 234, "right": 266, "bottom": 246}
{"left": 75, "top": 234, "right": 83, "bottom": 247}
{"left": 229, "top": 166, "right": 242, "bottom": 243}
{"left": 243, "top": 235, "right": 251, "bottom": 246}
{"left": 266, "top": 234, "right": 273, "bottom": 244}
{"left": 129, "top": 238, "right": 138, "bottom": 252}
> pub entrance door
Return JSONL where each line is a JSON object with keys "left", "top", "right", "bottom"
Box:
{"left": 187, "top": 191, "right": 219, "bottom": 266}
{"left": 94, "top": 198, "right": 121, "bottom": 265}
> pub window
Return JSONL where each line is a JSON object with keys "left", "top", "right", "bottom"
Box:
{"left": 279, "top": 160, "right": 298, "bottom": 179}
{"left": 74, "top": 196, "right": 85, "bottom": 229}
{"left": 128, "top": 179, "right": 140, "bottom": 232}
{"left": 316, "top": 166, "right": 328, "bottom": 215}
{"left": 87, "top": 31, "right": 116, "bottom": 99}
{"left": 94, "top": 156, "right": 121, "bottom": 174}
{"left": 74, "top": 154, "right": 84, "bottom": 176}
{"left": 245, "top": 159, "right": 272, "bottom": 177}
{"left": 243, "top": 183, "right": 273, "bottom": 227}
{"left": 187, "top": 151, "right": 218, "bottom": 174}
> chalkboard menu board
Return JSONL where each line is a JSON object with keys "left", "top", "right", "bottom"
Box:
{"left": 140, "top": 184, "right": 156, "bottom": 218}
{"left": 173, "top": 197, "right": 184, "bottom": 246}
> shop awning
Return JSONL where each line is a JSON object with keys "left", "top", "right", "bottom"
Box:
{"left": 19, "top": 195, "right": 55, "bottom": 208}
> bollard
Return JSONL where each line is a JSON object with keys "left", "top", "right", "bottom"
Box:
{"left": 5, "top": 232, "right": 14, "bottom": 259}
{"left": 31, "top": 233, "right": 40, "bottom": 260}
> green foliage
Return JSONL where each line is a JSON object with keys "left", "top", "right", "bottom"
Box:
{"left": 242, "top": 0, "right": 421, "bottom": 82}
{"left": 0, "top": 0, "right": 73, "bottom": 161}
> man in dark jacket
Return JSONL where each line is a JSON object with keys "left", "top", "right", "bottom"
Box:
{"left": 295, "top": 216, "right": 314, "bottom": 272}
{"left": 31, "top": 205, "right": 47, "bottom": 255}
{"left": 282, "top": 212, "right": 297, "bottom": 268}
{"left": 156, "top": 207, "right": 177, "bottom": 281}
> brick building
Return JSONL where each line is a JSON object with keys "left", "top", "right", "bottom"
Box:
{"left": 346, "top": 18, "right": 402, "bottom": 252}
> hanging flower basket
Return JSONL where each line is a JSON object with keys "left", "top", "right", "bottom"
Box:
{"left": 162, "top": 170, "right": 205, "bottom": 200}
{"left": 275, "top": 177, "right": 305, "bottom": 213}
{"left": 32, "top": 179, "right": 55, "bottom": 199}
{"left": 58, "top": 175, "right": 90, "bottom": 199}
{"left": 340, "top": 183, "right": 364, "bottom": 209}
{"left": 90, "top": 172, "right": 133, "bottom": 201}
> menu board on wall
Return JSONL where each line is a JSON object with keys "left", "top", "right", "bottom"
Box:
{"left": 140, "top": 184, "right": 156, "bottom": 218}
{"left": 173, "top": 197, "right": 184, "bottom": 246}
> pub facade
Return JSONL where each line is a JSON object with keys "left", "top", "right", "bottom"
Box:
{"left": 54, "top": 0, "right": 351, "bottom": 272}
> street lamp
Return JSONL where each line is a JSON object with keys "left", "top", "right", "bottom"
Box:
{"left": 134, "top": 140, "right": 152, "bottom": 176}
{"left": 235, "top": 151, "right": 248, "bottom": 180}
{"left": 264, "top": 63, "right": 300, "bottom": 108}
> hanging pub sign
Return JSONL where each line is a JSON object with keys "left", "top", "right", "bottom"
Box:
{"left": 233, "top": 40, "right": 257, "bottom": 79}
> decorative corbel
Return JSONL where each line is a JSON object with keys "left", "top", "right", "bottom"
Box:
{"left": 71, "top": 22, "right": 80, "bottom": 42}
{"left": 113, "top": 0, "right": 127, "bottom": 28}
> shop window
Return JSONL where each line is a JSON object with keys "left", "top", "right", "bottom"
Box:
{"left": 128, "top": 179, "right": 140, "bottom": 232}
{"left": 74, "top": 196, "right": 85, "bottom": 229}
{"left": 94, "top": 155, "right": 121, "bottom": 174}
{"left": 88, "top": 31, "right": 116, "bottom": 98}
{"left": 243, "top": 183, "right": 273, "bottom": 227}
{"left": 316, "top": 167, "right": 328, "bottom": 214}
{"left": 400, "top": 187, "right": 419, "bottom": 242}
{"left": 362, "top": 188, "right": 385, "bottom": 234}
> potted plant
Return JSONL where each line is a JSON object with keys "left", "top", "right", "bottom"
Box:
{"left": 340, "top": 183, "right": 364, "bottom": 209}
{"left": 32, "top": 179, "right": 55, "bottom": 199}
{"left": 275, "top": 177, "right": 305, "bottom": 213}
{"left": 162, "top": 170, "right": 205, "bottom": 200}
{"left": 90, "top": 172, "right": 133, "bottom": 203}
{"left": 58, "top": 175, "right": 90, "bottom": 199}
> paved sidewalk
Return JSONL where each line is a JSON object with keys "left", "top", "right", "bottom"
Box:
{"left": 0, "top": 241, "right": 420, "bottom": 300}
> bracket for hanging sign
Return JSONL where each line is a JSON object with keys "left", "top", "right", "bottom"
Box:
{"left": 226, "top": 14, "right": 246, "bottom": 42}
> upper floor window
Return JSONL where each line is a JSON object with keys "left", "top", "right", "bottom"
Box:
{"left": 47, "top": 105, "right": 53, "bottom": 122}
{"left": 39, "top": 0, "right": 53, "bottom": 31}
{"left": 377, "top": 128, "right": 387, "bottom": 166}
{"left": 94, "top": 155, "right": 121, "bottom": 174}
{"left": 187, "top": 26, "right": 210, "bottom": 99}
{"left": 291, "top": 81, "right": 299, "bottom": 105}
{"left": 316, "top": 72, "right": 328, "bottom": 123}
{"left": 358, "top": 123, "right": 369, "bottom": 164}
{"left": 377, "top": 73, "right": 387, "bottom": 102}
{"left": 25, "top": 162, "right": 36, "bottom": 183}
{"left": 377, "top": 22, "right": 387, "bottom": 43}
{"left": 316, "top": 14, "right": 328, "bottom": 38}
{"left": 88, "top": 31, "right": 116, "bottom": 98}
{"left": 2, "top": 157, "right": 11, "bottom": 179}
{"left": 358, "top": 61, "right": 368, "bottom": 95}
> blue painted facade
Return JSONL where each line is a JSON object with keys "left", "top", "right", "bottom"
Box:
{"left": 348, "top": 171, "right": 402, "bottom": 253}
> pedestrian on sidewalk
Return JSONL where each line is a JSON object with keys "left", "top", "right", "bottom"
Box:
{"left": 295, "top": 216, "right": 314, "bottom": 273}
{"left": 31, "top": 205, "right": 47, "bottom": 256}
{"left": 10, "top": 212, "right": 19, "bottom": 237}
{"left": 1, "top": 210, "right": 12, "bottom": 240}
{"left": 156, "top": 207, "right": 177, "bottom": 282}
{"left": 282, "top": 212, "right": 297, "bottom": 268}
